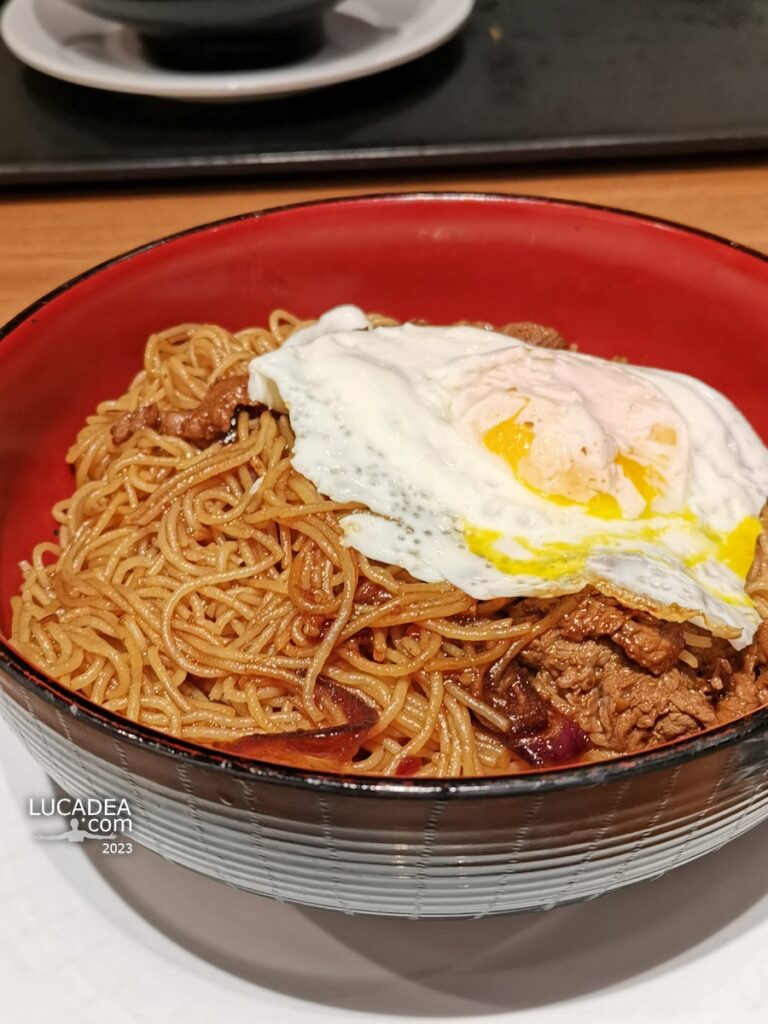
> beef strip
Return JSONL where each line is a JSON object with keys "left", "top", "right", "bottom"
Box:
{"left": 111, "top": 375, "right": 251, "bottom": 446}
{"left": 459, "top": 589, "right": 768, "bottom": 757}
{"left": 711, "top": 622, "right": 768, "bottom": 720}
{"left": 755, "top": 619, "right": 768, "bottom": 665}
{"left": 110, "top": 403, "right": 161, "bottom": 445}
{"left": 558, "top": 592, "right": 685, "bottom": 675}
{"left": 518, "top": 630, "right": 718, "bottom": 751}
{"left": 715, "top": 669, "right": 767, "bottom": 722}
{"left": 501, "top": 322, "right": 569, "bottom": 349}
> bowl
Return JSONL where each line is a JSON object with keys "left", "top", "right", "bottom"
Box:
{"left": 2, "top": 193, "right": 768, "bottom": 919}
{"left": 65, "top": 0, "right": 340, "bottom": 70}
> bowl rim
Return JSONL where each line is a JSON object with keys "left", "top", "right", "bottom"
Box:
{"left": 2, "top": 189, "right": 768, "bottom": 800}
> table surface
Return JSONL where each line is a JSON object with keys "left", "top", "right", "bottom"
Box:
{"left": 3, "top": 0, "right": 768, "bottom": 189}
{"left": 2, "top": 159, "right": 768, "bottom": 326}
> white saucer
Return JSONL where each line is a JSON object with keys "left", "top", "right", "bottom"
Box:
{"left": 0, "top": 0, "right": 473, "bottom": 101}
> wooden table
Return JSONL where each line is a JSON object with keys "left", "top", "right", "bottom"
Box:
{"left": 1, "top": 160, "right": 767, "bottom": 325}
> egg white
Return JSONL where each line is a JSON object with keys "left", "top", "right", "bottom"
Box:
{"left": 248, "top": 306, "right": 768, "bottom": 648}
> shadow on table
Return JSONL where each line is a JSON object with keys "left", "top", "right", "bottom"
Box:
{"left": 86, "top": 815, "right": 768, "bottom": 1017}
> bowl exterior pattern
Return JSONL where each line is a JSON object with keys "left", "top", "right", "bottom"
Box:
{"left": 2, "top": 670, "right": 767, "bottom": 918}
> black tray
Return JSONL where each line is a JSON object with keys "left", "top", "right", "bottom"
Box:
{"left": 1, "top": 0, "right": 768, "bottom": 187}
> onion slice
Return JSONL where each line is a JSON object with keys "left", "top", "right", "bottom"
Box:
{"left": 511, "top": 709, "right": 591, "bottom": 768}
{"left": 481, "top": 661, "right": 591, "bottom": 768}
{"left": 220, "top": 678, "right": 378, "bottom": 770}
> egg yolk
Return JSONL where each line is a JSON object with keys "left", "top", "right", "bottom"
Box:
{"left": 464, "top": 514, "right": 762, "bottom": 601}
{"left": 477, "top": 413, "right": 761, "bottom": 602}
{"left": 483, "top": 416, "right": 663, "bottom": 519}
{"left": 705, "top": 515, "right": 763, "bottom": 578}
{"left": 483, "top": 416, "right": 534, "bottom": 469}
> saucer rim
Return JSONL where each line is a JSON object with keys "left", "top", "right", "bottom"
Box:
{"left": 0, "top": 0, "right": 474, "bottom": 101}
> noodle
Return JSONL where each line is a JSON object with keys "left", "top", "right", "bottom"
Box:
{"left": 10, "top": 314, "right": 549, "bottom": 777}
{"left": 11, "top": 314, "right": 768, "bottom": 777}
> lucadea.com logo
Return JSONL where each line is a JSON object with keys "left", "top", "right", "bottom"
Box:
{"left": 29, "top": 796, "right": 134, "bottom": 855}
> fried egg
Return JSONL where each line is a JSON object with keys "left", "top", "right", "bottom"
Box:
{"left": 248, "top": 306, "right": 768, "bottom": 648}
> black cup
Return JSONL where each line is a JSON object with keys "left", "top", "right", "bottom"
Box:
{"left": 68, "top": 0, "right": 339, "bottom": 70}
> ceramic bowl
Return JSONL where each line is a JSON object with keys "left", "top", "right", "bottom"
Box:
{"left": 2, "top": 193, "right": 768, "bottom": 918}
{"left": 65, "top": 0, "right": 339, "bottom": 69}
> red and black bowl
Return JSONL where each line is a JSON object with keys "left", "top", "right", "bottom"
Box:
{"left": 1, "top": 193, "right": 768, "bottom": 918}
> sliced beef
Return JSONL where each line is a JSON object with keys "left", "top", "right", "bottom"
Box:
{"left": 755, "top": 620, "right": 768, "bottom": 665}
{"left": 559, "top": 592, "right": 685, "bottom": 675}
{"left": 681, "top": 630, "right": 736, "bottom": 678}
{"left": 110, "top": 403, "right": 161, "bottom": 445}
{"left": 501, "top": 321, "right": 568, "bottom": 349}
{"left": 715, "top": 669, "right": 764, "bottom": 722}
{"left": 520, "top": 632, "right": 618, "bottom": 696}
{"left": 519, "top": 629, "right": 717, "bottom": 752}
{"left": 111, "top": 375, "right": 251, "bottom": 446}
{"left": 597, "top": 664, "right": 717, "bottom": 748}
